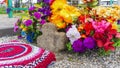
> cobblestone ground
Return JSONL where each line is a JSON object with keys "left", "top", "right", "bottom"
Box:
{"left": 0, "top": 36, "right": 120, "bottom": 68}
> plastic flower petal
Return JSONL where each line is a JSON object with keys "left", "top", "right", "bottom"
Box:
{"left": 22, "top": 27, "right": 28, "bottom": 32}
{"left": 116, "top": 33, "right": 120, "bottom": 38}
{"left": 84, "top": 23, "right": 94, "bottom": 35}
{"left": 14, "top": 19, "right": 20, "bottom": 32}
{"left": 26, "top": 32, "right": 34, "bottom": 43}
{"left": 117, "top": 20, "right": 120, "bottom": 24}
{"left": 104, "top": 41, "right": 115, "bottom": 51}
{"left": 24, "top": 19, "right": 33, "bottom": 27}
{"left": 72, "top": 39, "right": 86, "bottom": 52}
{"left": 40, "top": 19, "right": 46, "bottom": 25}
{"left": 14, "top": 25, "right": 19, "bottom": 32}
{"left": 21, "top": 31, "right": 26, "bottom": 37}
{"left": 66, "top": 25, "right": 81, "bottom": 44}
{"left": 93, "top": 32, "right": 107, "bottom": 47}
{"left": 34, "top": 12, "right": 41, "bottom": 19}
{"left": 49, "top": 14, "right": 66, "bottom": 28}
{"left": 83, "top": 37, "right": 96, "bottom": 49}
{"left": 92, "top": 20, "right": 110, "bottom": 33}
{"left": 29, "top": 6, "right": 36, "bottom": 11}
{"left": 43, "top": 0, "right": 50, "bottom": 4}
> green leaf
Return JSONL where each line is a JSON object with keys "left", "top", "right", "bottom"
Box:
{"left": 78, "top": 4, "right": 87, "bottom": 8}
{"left": 91, "top": 1, "right": 98, "bottom": 6}
{"left": 113, "top": 39, "right": 120, "bottom": 47}
{"left": 66, "top": 42, "right": 72, "bottom": 51}
{"left": 112, "top": 38, "right": 120, "bottom": 47}
{"left": 36, "top": 30, "right": 42, "bottom": 35}
{"left": 117, "top": 25, "right": 120, "bottom": 32}
{"left": 90, "top": 30, "right": 94, "bottom": 36}
{"left": 98, "top": 48, "right": 111, "bottom": 56}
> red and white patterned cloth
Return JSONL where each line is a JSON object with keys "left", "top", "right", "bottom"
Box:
{"left": 0, "top": 42, "right": 56, "bottom": 68}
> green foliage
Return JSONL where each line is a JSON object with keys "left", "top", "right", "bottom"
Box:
{"left": 98, "top": 48, "right": 111, "bottom": 56}
{"left": 112, "top": 38, "right": 120, "bottom": 47}
{"left": 117, "top": 25, "right": 120, "bottom": 32}
{"left": 78, "top": 0, "right": 98, "bottom": 8}
{"left": 66, "top": 42, "right": 72, "bottom": 51}
{"left": 0, "top": 7, "right": 6, "bottom": 14}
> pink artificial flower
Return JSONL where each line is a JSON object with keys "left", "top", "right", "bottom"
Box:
{"left": 116, "top": 33, "right": 120, "bottom": 38}
{"left": 91, "top": 20, "right": 110, "bottom": 33}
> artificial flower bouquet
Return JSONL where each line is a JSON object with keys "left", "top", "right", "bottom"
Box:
{"left": 14, "top": 0, "right": 120, "bottom": 54}
{"left": 14, "top": 0, "right": 52, "bottom": 42}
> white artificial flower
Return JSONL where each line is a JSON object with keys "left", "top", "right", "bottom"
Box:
{"left": 66, "top": 25, "right": 81, "bottom": 44}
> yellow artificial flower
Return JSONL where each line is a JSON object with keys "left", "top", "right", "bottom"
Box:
{"left": 78, "top": 24, "right": 84, "bottom": 31}
{"left": 112, "top": 23, "right": 118, "bottom": 30}
{"left": 22, "top": 27, "right": 28, "bottom": 32}
{"left": 34, "top": 4, "right": 42, "bottom": 8}
{"left": 60, "top": 5, "right": 80, "bottom": 24}
{"left": 107, "top": 16, "right": 116, "bottom": 24}
{"left": 49, "top": 14, "right": 66, "bottom": 28}
{"left": 50, "top": 0, "right": 67, "bottom": 13}
{"left": 22, "top": 16, "right": 29, "bottom": 20}
{"left": 20, "top": 24, "right": 24, "bottom": 29}
{"left": 50, "top": 0, "right": 81, "bottom": 28}
{"left": 56, "top": 22, "right": 66, "bottom": 29}
{"left": 59, "top": 8, "right": 72, "bottom": 23}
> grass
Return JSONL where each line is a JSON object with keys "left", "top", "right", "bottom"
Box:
{"left": 14, "top": 12, "right": 28, "bottom": 17}
{"left": 0, "top": 7, "right": 6, "bottom": 14}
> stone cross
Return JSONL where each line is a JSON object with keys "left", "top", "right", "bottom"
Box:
{"left": 37, "top": 23, "right": 67, "bottom": 52}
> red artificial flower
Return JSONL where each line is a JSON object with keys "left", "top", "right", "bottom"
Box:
{"left": 78, "top": 15, "right": 90, "bottom": 23}
{"left": 93, "top": 32, "right": 107, "bottom": 47}
{"left": 94, "top": 32, "right": 115, "bottom": 52}
{"left": 104, "top": 41, "right": 115, "bottom": 51}
{"left": 50, "top": 0, "right": 55, "bottom": 5}
{"left": 82, "top": 0, "right": 93, "bottom": 3}
{"left": 105, "top": 25, "right": 117, "bottom": 40}
{"left": 84, "top": 22, "right": 94, "bottom": 35}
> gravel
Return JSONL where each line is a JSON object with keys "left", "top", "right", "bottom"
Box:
{"left": 0, "top": 36, "right": 120, "bottom": 68}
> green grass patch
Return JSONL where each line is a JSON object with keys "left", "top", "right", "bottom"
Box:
{"left": 0, "top": 7, "right": 6, "bottom": 14}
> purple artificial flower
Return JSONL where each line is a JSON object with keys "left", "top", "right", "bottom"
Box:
{"left": 72, "top": 39, "right": 86, "bottom": 53}
{"left": 66, "top": 25, "right": 72, "bottom": 32}
{"left": 43, "top": 0, "right": 50, "bottom": 4}
{"left": 41, "top": 16, "right": 46, "bottom": 19}
{"left": 14, "top": 25, "right": 19, "bottom": 32}
{"left": 24, "top": 20, "right": 33, "bottom": 26}
{"left": 40, "top": 19, "right": 46, "bottom": 25}
{"left": 117, "top": 20, "right": 120, "bottom": 24}
{"left": 29, "top": 6, "right": 36, "bottom": 11}
{"left": 17, "top": 35, "right": 23, "bottom": 39}
{"left": 34, "top": 12, "right": 41, "bottom": 19}
{"left": 43, "top": 10, "right": 51, "bottom": 16}
{"left": 83, "top": 37, "right": 96, "bottom": 49}
{"left": 38, "top": 8, "right": 44, "bottom": 12}
{"left": 14, "top": 19, "right": 20, "bottom": 32}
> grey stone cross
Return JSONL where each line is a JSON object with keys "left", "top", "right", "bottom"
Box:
{"left": 37, "top": 23, "right": 67, "bottom": 52}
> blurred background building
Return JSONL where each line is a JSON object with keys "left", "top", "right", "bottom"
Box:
{"left": 0, "top": 0, "right": 120, "bottom": 8}
{"left": 67, "top": 0, "right": 120, "bottom": 6}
